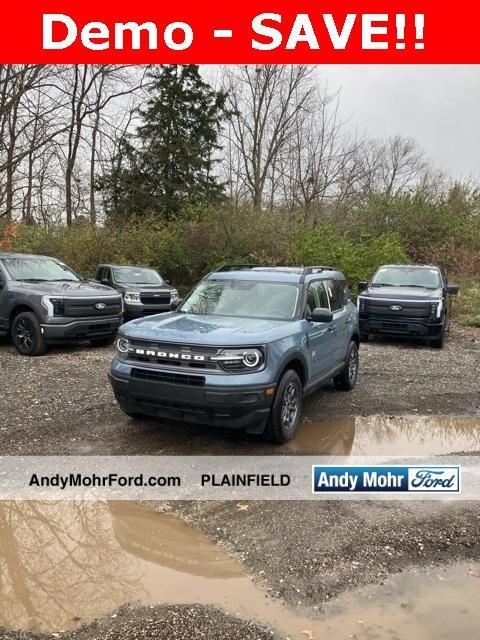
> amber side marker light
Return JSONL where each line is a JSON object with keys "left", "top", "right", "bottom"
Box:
{"left": 265, "top": 387, "right": 275, "bottom": 397}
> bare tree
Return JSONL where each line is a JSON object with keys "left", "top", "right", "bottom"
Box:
{"left": 222, "top": 65, "right": 315, "bottom": 210}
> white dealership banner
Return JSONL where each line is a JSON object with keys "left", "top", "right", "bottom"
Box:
{"left": 0, "top": 455, "right": 479, "bottom": 500}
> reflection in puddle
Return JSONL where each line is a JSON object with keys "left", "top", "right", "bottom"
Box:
{"left": 287, "top": 415, "right": 480, "bottom": 456}
{"left": 0, "top": 501, "right": 479, "bottom": 640}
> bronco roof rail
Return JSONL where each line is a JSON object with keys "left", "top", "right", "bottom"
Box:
{"left": 215, "top": 264, "right": 263, "bottom": 272}
{"left": 301, "top": 266, "right": 336, "bottom": 275}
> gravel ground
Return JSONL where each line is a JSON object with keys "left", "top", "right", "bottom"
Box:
{"left": 163, "top": 500, "right": 480, "bottom": 609}
{"left": 0, "top": 605, "right": 273, "bottom": 640}
{"left": 0, "top": 324, "right": 478, "bottom": 455}
{"left": 0, "top": 324, "right": 479, "bottom": 639}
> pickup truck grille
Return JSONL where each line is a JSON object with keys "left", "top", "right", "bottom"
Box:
{"left": 127, "top": 340, "right": 221, "bottom": 370}
{"left": 366, "top": 300, "right": 431, "bottom": 318}
{"left": 63, "top": 297, "right": 122, "bottom": 317}
{"left": 140, "top": 293, "right": 171, "bottom": 305}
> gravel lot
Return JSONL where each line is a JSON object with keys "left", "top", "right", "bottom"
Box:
{"left": 0, "top": 324, "right": 478, "bottom": 455}
{"left": 0, "top": 324, "right": 479, "bottom": 640}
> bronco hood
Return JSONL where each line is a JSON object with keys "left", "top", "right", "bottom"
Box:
{"left": 121, "top": 312, "right": 296, "bottom": 346}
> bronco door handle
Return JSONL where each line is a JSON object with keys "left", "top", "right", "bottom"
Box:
{"left": 328, "top": 326, "right": 336, "bottom": 332}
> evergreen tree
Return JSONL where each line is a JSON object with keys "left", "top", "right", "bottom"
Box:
{"left": 100, "top": 65, "right": 229, "bottom": 221}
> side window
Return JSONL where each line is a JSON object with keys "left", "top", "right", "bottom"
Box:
{"left": 326, "top": 280, "right": 345, "bottom": 312}
{"left": 305, "top": 281, "right": 329, "bottom": 315}
{"left": 97, "top": 267, "right": 105, "bottom": 281}
{"left": 105, "top": 267, "right": 112, "bottom": 283}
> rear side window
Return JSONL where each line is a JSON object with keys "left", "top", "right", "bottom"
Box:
{"left": 306, "top": 280, "right": 329, "bottom": 315}
{"left": 326, "top": 280, "right": 345, "bottom": 311}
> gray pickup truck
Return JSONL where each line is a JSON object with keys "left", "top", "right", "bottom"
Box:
{"left": 0, "top": 252, "right": 122, "bottom": 356}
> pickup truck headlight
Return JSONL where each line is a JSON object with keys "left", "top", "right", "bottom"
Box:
{"left": 124, "top": 292, "right": 141, "bottom": 303}
{"left": 116, "top": 337, "right": 130, "bottom": 355}
{"left": 41, "top": 296, "right": 65, "bottom": 317}
{"left": 357, "top": 297, "right": 366, "bottom": 315}
{"left": 211, "top": 348, "right": 265, "bottom": 371}
{"left": 171, "top": 290, "right": 179, "bottom": 301}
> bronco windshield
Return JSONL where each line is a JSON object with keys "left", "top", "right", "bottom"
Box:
{"left": 1, "top": 257, "right": 80, "bottom": 282}
{"left": 113, "top": 267, "right": 164, "bottom": 285}
{"left": 371, "top": 266, "right": 441, "bottom": 290}
{"left": 181, "top": 280, "right": 300, "bottom": 320}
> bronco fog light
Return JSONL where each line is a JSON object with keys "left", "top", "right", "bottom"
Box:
{"left": 117, "top": 337, "right": 130, "bottom": 354}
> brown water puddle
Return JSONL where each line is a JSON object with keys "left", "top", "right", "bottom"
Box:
{"left": 0, "top": 501, "right": 479, "bottom": 639}
{"left": 286, "top": 415, "right": 480, "bottom": 456}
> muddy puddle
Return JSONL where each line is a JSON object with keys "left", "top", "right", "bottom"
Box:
{"left": 1, "top": 501, "right": 479, "bottom": 639}
{"left": 285, "top": 414, "right": 480, "bottom": 456}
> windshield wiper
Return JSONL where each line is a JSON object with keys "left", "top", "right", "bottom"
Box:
{"left": 17, "top": 278, "right": 47, "bottom": 282}
{"left": 397, "top": 284, "right": 434, "bottom": 288}
{"left": 371, "top": 283, "right": 395, "bottom": 287}
{"left": 49, "top": 278, "right": 79, "bottom": 282}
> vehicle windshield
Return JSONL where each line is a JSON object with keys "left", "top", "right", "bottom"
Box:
{"left": 181, "top": 279, "right": 300, "bottom": 320}
{"left": 371, "top": 266, "right": 441, "bottom": 290}
{"left": 113, "top": 267, "right": 164, "bottom": 285}
{"left": 1, "top": 257, "right": 80, "bottom": 282}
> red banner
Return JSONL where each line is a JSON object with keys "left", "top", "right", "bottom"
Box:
{"left": 0, "top": 0, "right": 478, "bottom": 63}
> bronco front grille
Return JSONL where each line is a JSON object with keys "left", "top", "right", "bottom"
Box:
{"left": 131, "top": 368, "right": 205, "bottom": 386}
{"left": 127, "top": 341, "right": 221, "bottom": 370}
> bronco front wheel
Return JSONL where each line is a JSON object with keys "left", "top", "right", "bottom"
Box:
{"left": 264, "top": 369, "right": 303, "bottom": 444}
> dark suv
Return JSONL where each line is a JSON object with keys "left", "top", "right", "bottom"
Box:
{"left": 95, "top": 264, "right": 178, "bottom": 321}
{"left": 109, "top": 265, "right": 360, "bottom": 443}
{"left": 0, "top": 253, "right": 122, "bottom": 355}
{"left": 357, "top": 264, "right": 458, "bottom": 348}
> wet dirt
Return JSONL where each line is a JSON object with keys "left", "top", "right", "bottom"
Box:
{"left": 1, "top": 501, "right": 479, "bottom": 640}
{"left": 286, "top": 414, "right": 480, "bottom": 456}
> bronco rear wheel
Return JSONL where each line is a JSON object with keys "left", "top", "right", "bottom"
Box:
{"left": 264, "top": 369, "right": 303, "bottom": 444}
{"left": 333, "top": 341, "right": 359, "bottom": 390}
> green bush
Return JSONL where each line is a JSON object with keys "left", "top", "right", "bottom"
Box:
{"left": 291, "top": 223, "right": 408, "bottom": 290}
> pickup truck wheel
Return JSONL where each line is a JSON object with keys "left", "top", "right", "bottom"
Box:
{"left": 90, "top": 336, "right": 116, "bottom": 347}
{"left": 430, "top": 326, "right": 445, "bottom": 349}
{"left": 264, "top": 369, "right": 302, "bottom": 443}
{"left": 11, "top": 312, "right": 46, "bottom": 356}
{"left": 333, "top": 341, "right": 359, "bottom": 391}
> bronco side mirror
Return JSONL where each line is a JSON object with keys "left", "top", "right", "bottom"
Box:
{"left": 310, "top": 307, "right": 333, "bottom": 323}
{"left": 358, "top": 281, "right": 368, "bottom": 293}
{"left": 447, "top": 284, "right": 459, "bottom": 295}
{"left": 101, "top": 278, "right": 110, "bottom": 286}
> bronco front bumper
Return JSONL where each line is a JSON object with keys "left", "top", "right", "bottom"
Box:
{"left": 109, "top": 358, "right": 275, "bottom": 433}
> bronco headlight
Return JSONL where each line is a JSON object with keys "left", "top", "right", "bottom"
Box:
{"left": 116, "top": 337, "right": 130, "bottom": 355}
{"left": 124, "top": 291, "right": 141, "bottom": 303}
{"left": 211, "top": 348, "right": 265, "bottom": 372}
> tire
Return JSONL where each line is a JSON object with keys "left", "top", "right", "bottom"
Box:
{"left": 90, "top": 335, "right": 116, "bottom": 348}
{"left": 430, "top": 325, "right": 445, "bottom": 349}
{"left": 359, "top": 332, "right": 369, "bottom": 342}
{"left": 11, "top": 311, "right": 46, "bottom": 356}
{"left": 264, "top": 369, "right": 303, "bottom": 443}
{"left": 333, "top": 341, "right": 359, "bottom": 391}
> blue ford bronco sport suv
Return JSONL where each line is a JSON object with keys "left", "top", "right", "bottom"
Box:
{"left": 109, "top": 265, "right": 360, "bottom": 442}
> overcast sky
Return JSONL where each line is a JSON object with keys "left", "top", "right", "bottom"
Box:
{"left": 318, "top": 65, "right": 480, "bottom": 180}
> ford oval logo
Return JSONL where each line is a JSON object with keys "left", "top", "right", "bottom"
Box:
{"left": 95, "top": 302, "right": 107, "bottom": 310}
{"left": 389, "top": 304, "right": 402, "bottom": 311}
